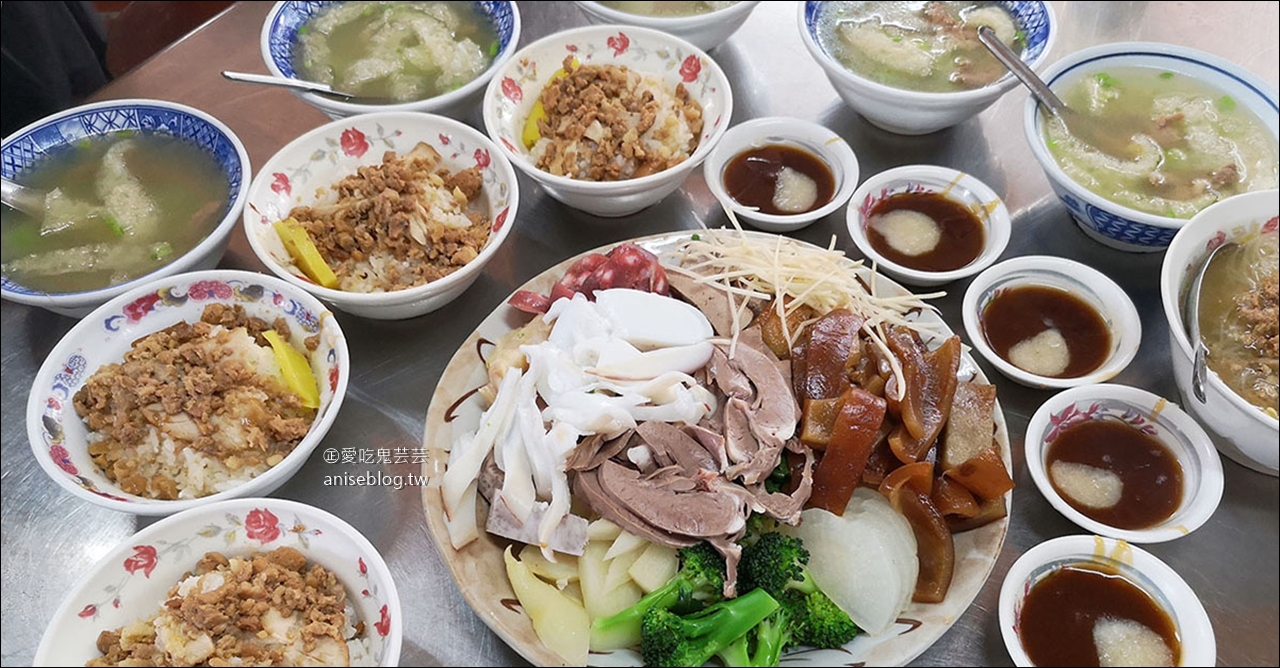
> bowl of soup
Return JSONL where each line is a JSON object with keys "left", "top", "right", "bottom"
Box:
{"left": 999, "top": 535, "right": 1215, "bottom": 667}
{"left": 798, "top": 1, "right": 1056, "bottom": 135}
{"left": 963, "top": 255, "right": 1142, "bottom": 389}
{"left": 574, "top": 1, "right": 761, "bottom": 52}
{"left": 1161, "top": 189, "right": 1279, "bottom": 475}
{"left": 847, "top": 164, "right": 1010, "bottom": 286}
{"left": 1, "top": 99, "right": 250, "bottom": 317}
{"left": 260, "top": 1, "right": 521, "bottom": 121}
{"left": 1026, "top": 384, "right": 1224, "bottom": 543}
{"left": 1025, "top": 42, "right": 1279, "bottom": 252}
{"left": 483, "top": 24, "right": 733, "bottom": 217}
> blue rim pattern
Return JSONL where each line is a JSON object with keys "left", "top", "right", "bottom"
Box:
{"left": 804, "top": 1, "right": 1053, "bottom": 64}
{"left": 269, "top": 1, "right": 517, "bottom": 80}
{"left": 1042, "top": 50, "right": 1279, "bottom": 248}
{"left": 1, "top": 104, "right": 243, "bottom": 296}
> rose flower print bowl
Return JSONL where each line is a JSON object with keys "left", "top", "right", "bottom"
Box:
{"left": 26, "top": 269, "right": 349, "bottom": 516}
{"left": 243, "top": 112, "right": 518, "bottom": 320}
{"left": 35, "top": 497, "right": 402, "bottom": 666}
{"left": 482, "top": 24, "right": 733, "bottom": 217}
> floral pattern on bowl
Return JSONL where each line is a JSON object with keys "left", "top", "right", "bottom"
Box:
{"left": 1025, "top": 384, "right": 1224, "bottom": 543}
{"left": 36, "top": 498, "right": 401, "bottom": 666}
{"left": 27, "top": 270, "right": 348, "bottom": 515}
{"left": 243, "top": 113, "right": 514, "bottom": 303}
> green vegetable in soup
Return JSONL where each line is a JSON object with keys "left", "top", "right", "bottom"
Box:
{"left": 1043, "top": 66, "right": 1278, "bottom": 218}
{"left": 0, "top": 134, "right": 228, "bottom": 293}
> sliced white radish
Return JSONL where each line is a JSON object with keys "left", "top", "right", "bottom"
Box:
{"left": 783, "top": 488, "right": 918, "bottom": 636}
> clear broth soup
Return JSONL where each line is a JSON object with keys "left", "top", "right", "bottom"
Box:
{"left": 1, "top": 132, "right": 229, "bottom": 294}
{"left": 1045, "top": 66, "right": 1279, "bottom": 218}
{"left": 294, "top": 1, "right": 498, "bottom": 102}
{"left": 816, "top": 1, "right": 1025, "bottom": 92}
{"left": 1196, "top": 230, "right": 1279, "bottom": 417}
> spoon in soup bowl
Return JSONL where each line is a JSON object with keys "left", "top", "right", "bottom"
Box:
{"left": 1, "top": 178, "right": 47, "bottom": 219}
{"left": 1184, "top": 239, "right": 1238, "bottom": 404}
{"left": 976, "top": 26, "right": 1145, "bottom": 159}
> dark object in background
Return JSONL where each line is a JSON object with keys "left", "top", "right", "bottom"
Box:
{"left": 1, "top": 1, "right": 111, "bottom": 137}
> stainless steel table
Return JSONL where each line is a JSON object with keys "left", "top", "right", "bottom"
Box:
{"left": 3, "top": 2, "right": 1277, "bottom": 665}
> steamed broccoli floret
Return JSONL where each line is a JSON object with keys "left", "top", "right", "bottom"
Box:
{"left": 737, "top": 532, "right": 860, "bottom": 658}
{"left": 716, "top": 603, "right": 795, "bottom": 667}
{"left": 738, "top": 532, "right": 819, "bottom": 597}
{"left": 784, "top": 589, "right": 859, "bottom": 649}
{"left": 640, "top": 589, "right": 780, "bottom": 667}
{"left": 590, "top": 542, "right": 726, "bottom": 651}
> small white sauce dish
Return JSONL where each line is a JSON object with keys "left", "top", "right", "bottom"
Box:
{"left": 36, "top": 497, "right": 401, "bottom": 666}
{"left": 962, "top": 256, "right": 1141, "bottom": 389}
{"left": 846, "top": 164, "right": 1010, "bottom": 287}
{"left": 1026, "top": 384, "right": 1224, "bottom": 543}
{"left": 703, "top": 116, "right": 859, "bottom": 233}
{"left": 999, "top": 535, "right": 1216, "bottom": 667}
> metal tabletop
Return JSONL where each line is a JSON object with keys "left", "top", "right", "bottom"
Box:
{"left": 3, "top": 2, "right": 1277, "bottom": 666}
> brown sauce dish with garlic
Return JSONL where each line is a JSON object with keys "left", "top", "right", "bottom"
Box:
{"left": 865, "top": 191, "right": 986, "bottom": 272}
{"left": 981, "top": 285, "right": 1111, "bottom": 378}
{"left": 722, "top": 144, "right": 836, "bottom": 216}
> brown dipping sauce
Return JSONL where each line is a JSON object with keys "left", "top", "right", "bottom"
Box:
{"left": 982, "top": 285, "right": 1111, "bottom": 378}
{"left": 723, "top": 144, "right": 835, "bottom": 215}
{"left": 1019, "top": 563, "right": 1181, "bottom": 667}
{"left": 1047, "top": 420, "right": 1184, "bottom": 530}
{"left": 865, "top": 191, "right": 986, "bottom": 271}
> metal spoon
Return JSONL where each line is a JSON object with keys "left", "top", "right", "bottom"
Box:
{"left": 1, "top": 178, "right": 46, "bottom": 219}
{"left": 221, "top": 71, "right": 358, "bottom": 100}
{"left": 1184, "top": 240, "right": 1236, "bottom": 403}
{"left": 976, "top": 26, "right": 1139, "bottom": 158}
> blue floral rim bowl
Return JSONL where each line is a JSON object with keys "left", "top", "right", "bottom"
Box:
{"left": 1, "top": 99, "right": 251, "bottom": 317}
{"left": 26, "top": 269, "right": 349, "bottom": 516}
{"left": 261, "top": 1, "right": 521, "bottom": 120}
{"left": 1024, "top": 42, "right": 1280, "bottom": 253}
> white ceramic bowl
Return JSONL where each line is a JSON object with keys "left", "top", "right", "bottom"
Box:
{"left": 260, "top": 1, "right": 521, "bottom": 121}
{"left": 482, "top": 24, "right": 733, "bottom": 217}
{"left": 574, "top": 1, "right": 760, "bottom": 52}
{"left": 1025, "top": 384, "right": 1224, "bottom": 543}
{"left": 797, "top": 1, "right": 1056, "bottom": 135}
{"left": 244, "top": 112, "right": 518, "bottom": 320}
{"left": 999, "top": 535, "right": 1215, "bottom": 667}
{"left": 702, "top": 116, "right": 859, "bottom": 232}
{"left": 1160, "top": 189, "right": 1279, "bottom": 474}
{"left": 1, "top": 99, "right": 250, "bottom": 317}
{"left": 27, "top": 270, "right": 349, "bottom": 515}
{"left": 1024, "top": 42, "right": 1280, "bottom": 253}
{"left": 962, "top": 256, "right": 1142, "bottom": 389}
{"left": 847, "top": 164, "right": 1010, "bottom": 287}
{"left": 35, "top": 497, "right": 401, "bottom": 666}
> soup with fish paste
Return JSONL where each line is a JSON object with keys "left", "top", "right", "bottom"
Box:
{"left": 293, "top": 1, "right": 499, "bottom": 102}
{"left": 816, "top": 1, "right": 1025, "bottom": 92}
{"left": 1045, "top": 67, "right": 1279, "bottom": 218}
{"left": 1, "top": 133, "right": 228, "bottom": 294}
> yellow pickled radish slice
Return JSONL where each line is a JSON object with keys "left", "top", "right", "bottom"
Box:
{"left": 263, "top": 330, "right": 320, "bottom": 409}
{"left": 521, "top": 58, "right": 580, "bottom": 149}
{"left": 274, "top": 218, "right": 339, "bottom": 289}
